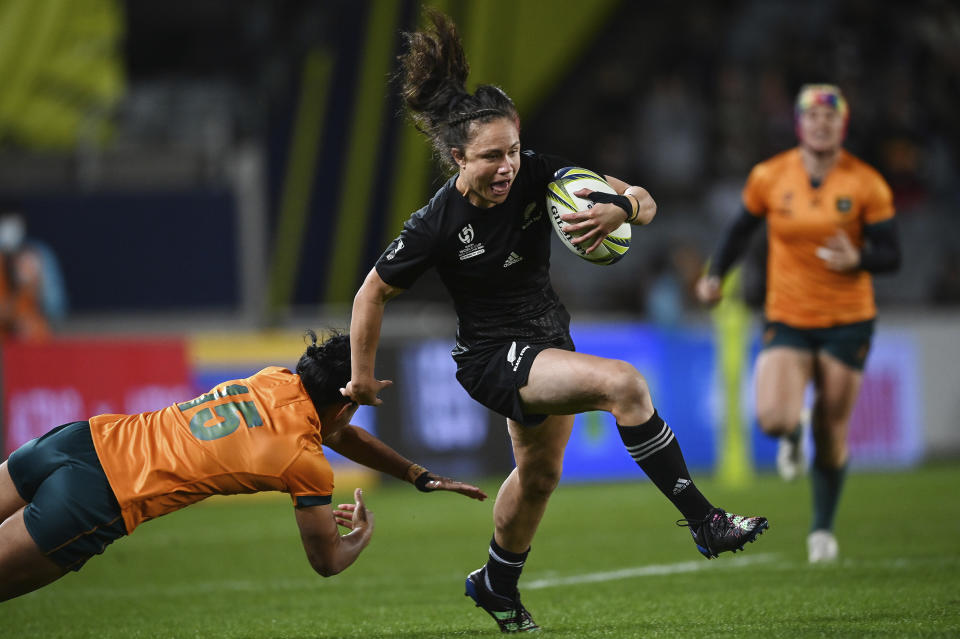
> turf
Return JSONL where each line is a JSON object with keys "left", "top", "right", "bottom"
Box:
{"left": 5, "top": 464, "right": 959, "bottom": 638}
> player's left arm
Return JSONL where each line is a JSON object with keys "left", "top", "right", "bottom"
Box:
{"left": 857, "top": 219, "right": 901, "bottom": 273}
{"left": 294, "top": 488, "right": 373, "bottom": 577}
{"left": 323, "top": 425, "right": 487, "bottom": 501}
{"left": 820, "top": 167, "right": 900, "bottom": 273}
{"left": 605, "top": 175, "right": 656, "bottom": 226}
{"left": 563, "top": 174, "right": 657, "bottom": 253}
{"left": 819, "top": 220, "right": 900, "bottom": 273}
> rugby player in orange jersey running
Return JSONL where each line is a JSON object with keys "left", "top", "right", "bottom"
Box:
{"left": 696, "top": 84, "right": 901, "bottom": 563}
{"left": 0, "top": 331, "right": 486, "bottom": 602}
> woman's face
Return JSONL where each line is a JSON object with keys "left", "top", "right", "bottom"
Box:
{"left": 798, "top": 104, "right": 845, "bottom": 153}
{"left": 453, "top": 117, "right": 521, "bottom": 208}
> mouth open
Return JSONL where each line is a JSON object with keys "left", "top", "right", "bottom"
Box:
{"left": 490, "top": 179, "right": 511, "bottom": 197}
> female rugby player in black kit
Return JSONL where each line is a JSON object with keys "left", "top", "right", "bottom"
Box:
{"left": 341, "top": 10, "right": 768, "bottom": 633}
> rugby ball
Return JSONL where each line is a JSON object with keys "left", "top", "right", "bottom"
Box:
{"left": 545, "top": 167, "right": 631, "bottom": 265}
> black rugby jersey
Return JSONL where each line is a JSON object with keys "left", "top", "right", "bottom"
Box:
{"left": 375, "top": 150, "right": 574, "bottom": 355}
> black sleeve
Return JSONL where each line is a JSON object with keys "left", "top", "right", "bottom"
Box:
{"left": 522, "top": 150, "right": 576, "bottom": 184}
{"left": 375, "top": 206, "right": 440, "bottom": 290}
{"left": 708, "top": 208, "right": 764, "bottom": 277}
{"left": 858, "top": 218, "right": 901, "bottom": 273}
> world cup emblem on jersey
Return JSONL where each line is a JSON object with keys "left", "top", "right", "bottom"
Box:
{"left": 835, "top": 197, "right": 852, "bottom": 213}
{"left": 458, "top": 224, "right": 474, "bottom": 244}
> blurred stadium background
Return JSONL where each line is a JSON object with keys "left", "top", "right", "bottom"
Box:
{"left": 2, "top": 0, "right": 958, "bottom": 484}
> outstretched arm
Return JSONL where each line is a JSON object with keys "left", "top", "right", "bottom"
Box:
{"left": 342, "top": 268, "right": 404, "bottom": 406}
{"left": 294, "top": 488, "right": 373, "bottom": 577}
{"left": 324, "top": 425, "right": 488, "bottom": 501}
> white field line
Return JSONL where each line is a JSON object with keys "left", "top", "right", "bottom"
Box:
{"left": 38, "top": 554, "right": 957, "bottom": 601}
{"left": 524, "top": 553, "right": 779, "bottom": 590}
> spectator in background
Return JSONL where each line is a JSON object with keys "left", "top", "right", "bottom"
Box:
{"left": 0, "top": 205, "right": 67, "bottom": 341}
{"left": 696, "top": 85, "right": 901, "bottom": 563}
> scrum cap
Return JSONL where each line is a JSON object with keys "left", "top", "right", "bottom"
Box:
{"left": 795, "top": 84, "right": 849, "bottom": 138}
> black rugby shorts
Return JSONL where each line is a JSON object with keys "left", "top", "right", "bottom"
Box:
{"left": 454, "top": 334, "right": 574, "bottom": 426}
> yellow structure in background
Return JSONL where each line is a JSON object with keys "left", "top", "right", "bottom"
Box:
{"left": 267, "top": 50, "right": 335, "bottom": 320}
{"left": 0, "top": 0, "right": 124, "bottom": 149}
{"left": 713, "top": 267, "right": 754, "bottom": 487}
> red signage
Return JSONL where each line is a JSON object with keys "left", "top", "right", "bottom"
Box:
{"left": 2, "top": 338, "right": 191, "bottom": 456}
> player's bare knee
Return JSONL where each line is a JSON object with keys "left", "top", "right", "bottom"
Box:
{"left": 756, "top": 406, "right": 796, "bottom": 437}
{"left": 604, "top": 360, "right": 652, "bottom": 416}
{"left": 518, "top": 465, "right": 562, "bottom": 501}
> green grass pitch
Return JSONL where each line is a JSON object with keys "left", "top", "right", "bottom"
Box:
{"left": 5, "top": 464, "right": 959, "bottom": 638}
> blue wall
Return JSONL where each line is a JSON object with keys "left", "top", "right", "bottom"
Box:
{"left": 27, "top": 189, "right": 238, "bottom": 312}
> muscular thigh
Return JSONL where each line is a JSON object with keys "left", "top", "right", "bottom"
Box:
{"left": 755, "top": 346, "right": 814, "bottom": 432}
{"left": 519, "top": 349, "right": 641, "bottom": 415}
{"left": 0, "top": 508, "right": 66, "bottom": 602}
{"left": 813, "top": 351, "right": 864, "bottom": 428}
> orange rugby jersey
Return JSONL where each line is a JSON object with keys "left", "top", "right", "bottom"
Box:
{"left": 89, "top": 366, "right": 333, "bottom": 534}
{"left": 742, "top": 148, "right": 894, "bottom": 328}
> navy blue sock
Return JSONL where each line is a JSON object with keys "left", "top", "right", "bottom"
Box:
{"left": 618, "top": 410, "right": 713, "bottom": 521}
{"left": 484, "top": 536, "right": 528, "bottom": 597}
{"left": 811, "top": 461, "right": 847, "bottom": 531}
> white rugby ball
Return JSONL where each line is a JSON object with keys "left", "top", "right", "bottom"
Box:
{"left": 545, "top": 167, "right": 631, "bottom": 265}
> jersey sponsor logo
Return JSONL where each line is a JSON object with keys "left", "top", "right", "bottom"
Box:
{"left": 835, "top": 196, "right": 852, "bottom": 213}
{"left": 457, "top": 224, "right": 486, "bottom": 260}
{"left": 520, "top": 202, "right": 541, "bottom": 230}
{"left": 503, "top": 252, "right": 523, "bottom": 268}
{"left": 385, "top": 239, "right": 404, "bottom": 261}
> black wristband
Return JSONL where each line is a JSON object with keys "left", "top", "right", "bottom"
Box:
{"left": 585, "top": 191, "right": 633, "bottom": 222}
{"left": 414, "top": 471, "right": 435, "bottom": 492}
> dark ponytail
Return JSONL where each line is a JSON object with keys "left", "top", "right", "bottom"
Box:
{"left": 296, "top": 329, "right": 352, "bottom": 409}
{"left": 398, "top": 8, "right": 519, "bottom": 171}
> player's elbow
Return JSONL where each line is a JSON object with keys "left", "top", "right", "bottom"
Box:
{"left": 303, "top": 543, "right": 343, "bottom": 577}
{"left": 307, "top": 553, "right": 345, "bottom": 578}
{"left": 312, "top": 563, "right": 342, "bottom": 578}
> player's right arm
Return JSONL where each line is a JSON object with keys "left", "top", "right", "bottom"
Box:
{"left": 294, "top": 488, "right": 373, "bottom": 577}
{"left": 697, "top": 161, "right": 771, "bottom": 306}
{"left": 695, "top": 208, "right": 764, "bottom": 306}
{"left": 342, "top": 268, "right": 404, "bottom": 406}
{"left": 324, "top": 425, "right": 488, "bottom": 501}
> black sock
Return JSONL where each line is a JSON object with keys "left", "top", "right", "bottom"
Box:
{"left": 786, "top": 424, "right": 802, "bottom": 444}
{"left": 618, "top": 410, "right": 713, "bottom": 521}
{"left": 811, "top": 461, "right": 847, "bottom": 531}
{"left": 484, "top": 536, "right": 528, "bottom": 597}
